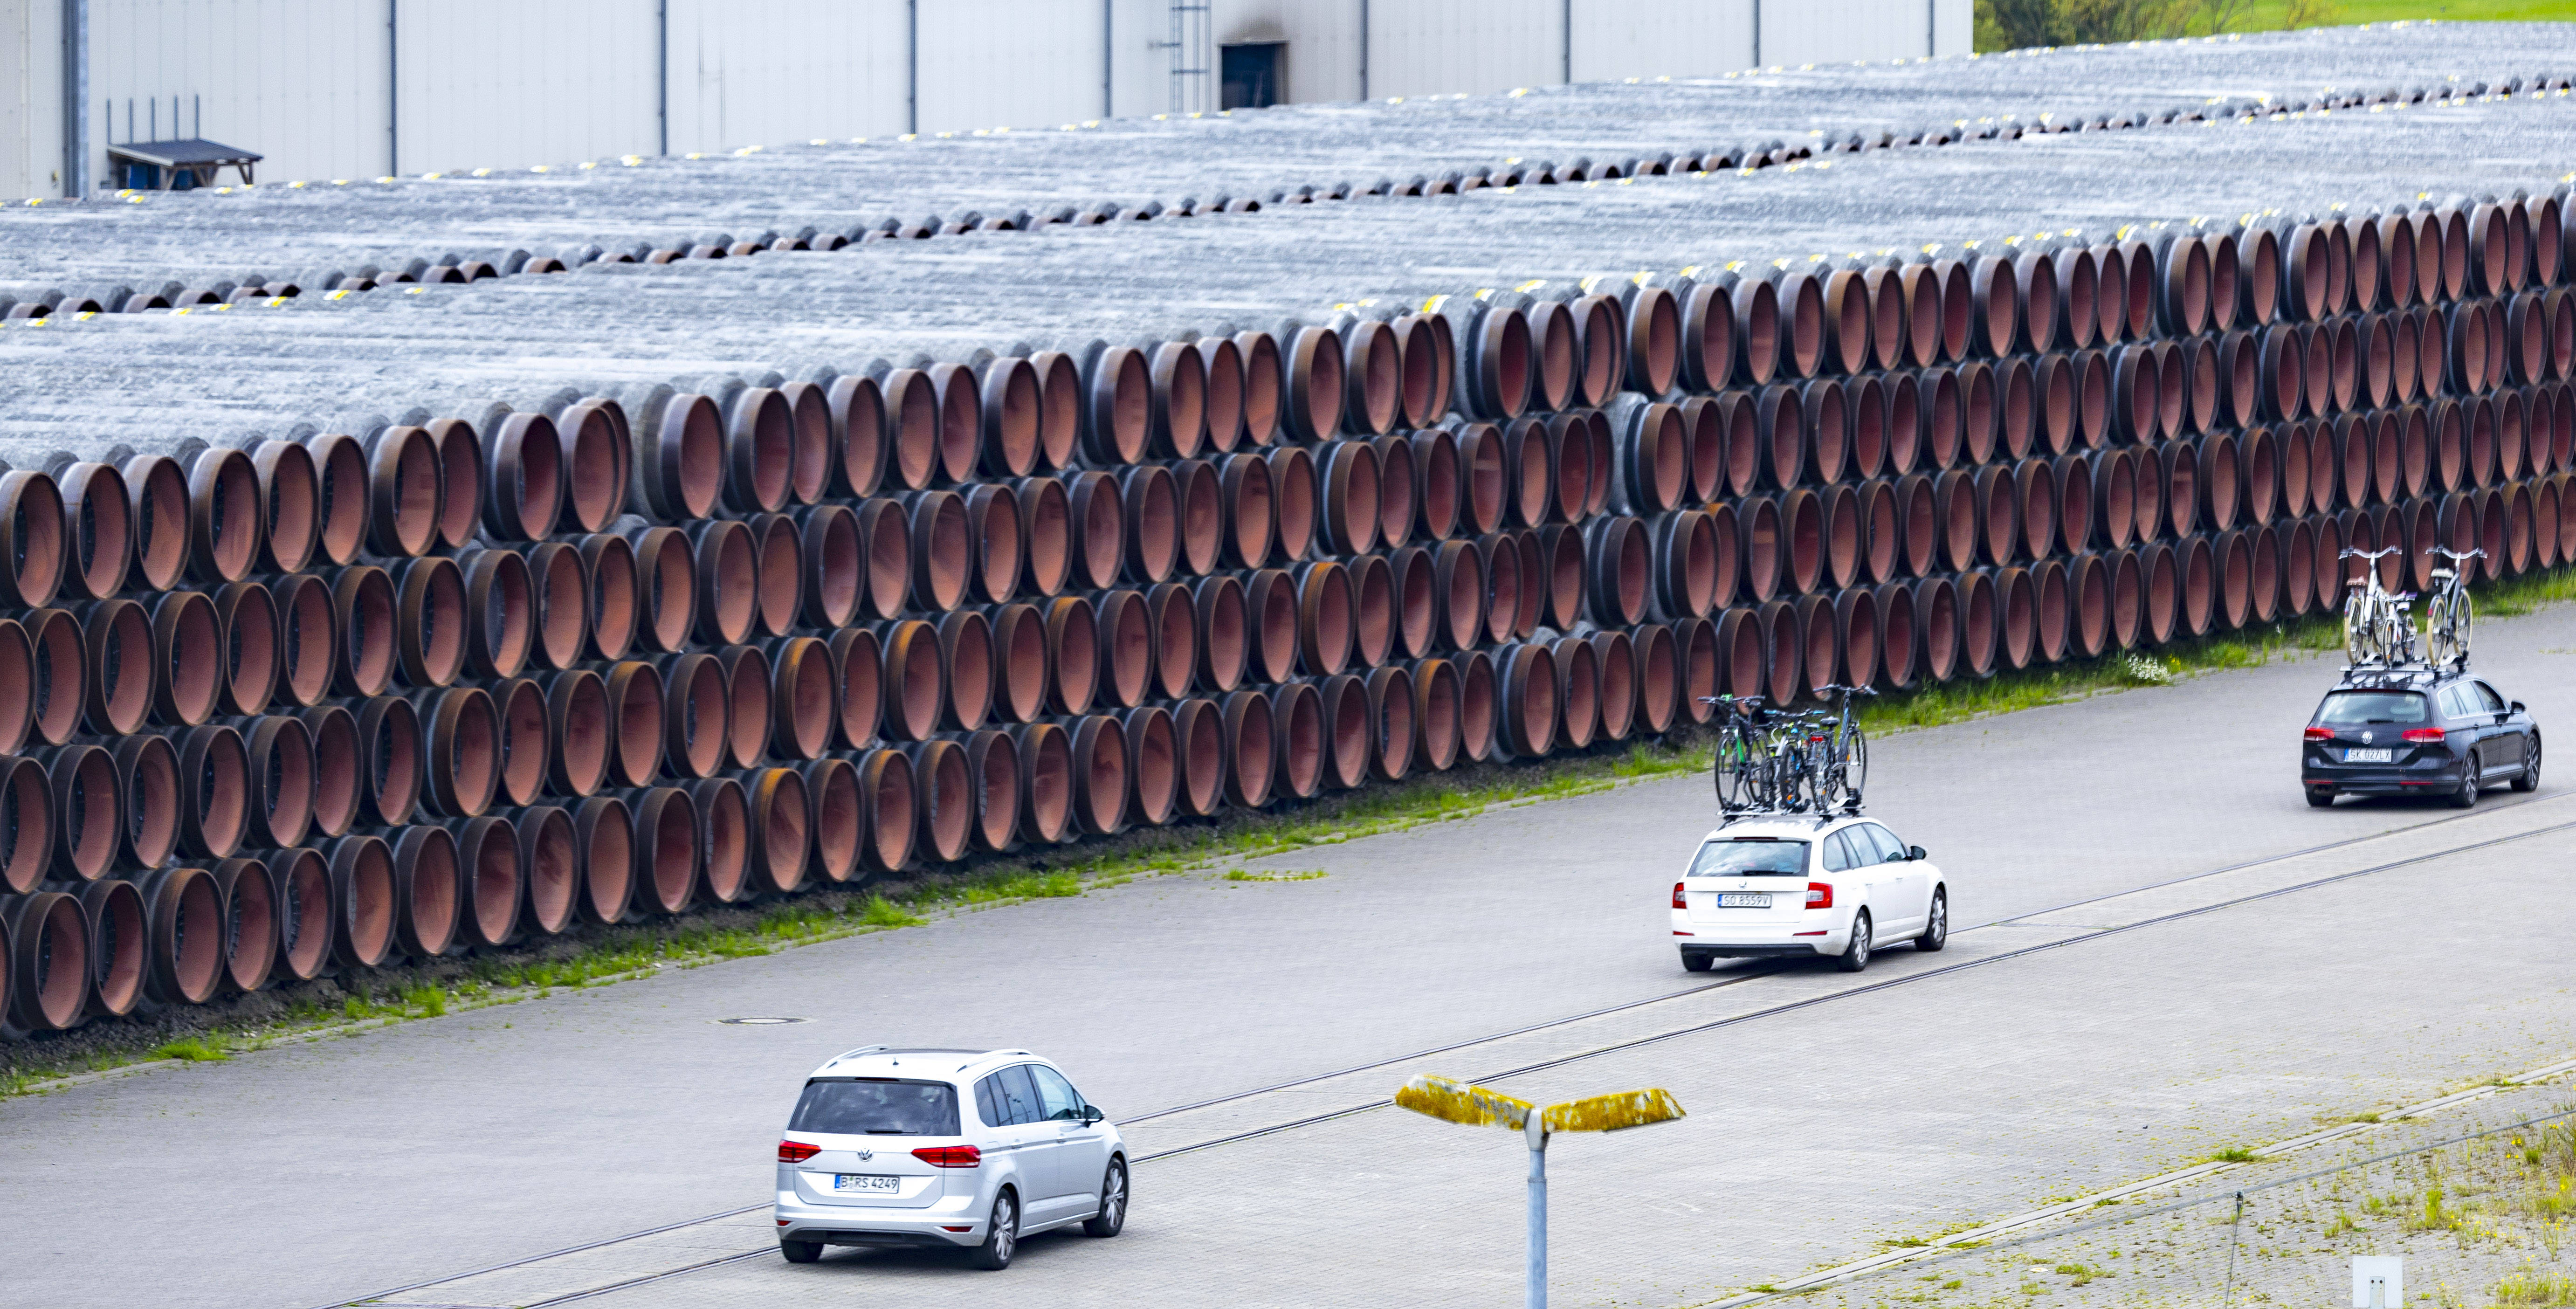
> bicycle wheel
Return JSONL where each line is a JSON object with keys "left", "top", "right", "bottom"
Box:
{"left": 2424, "top": 593, "right": 2457, "bottom": 665}
{"left": 2452, "top": 589, "right": 2473, "bottom": 661}
{"left": 2342, "top": 591, "right": 2369, "bottom": 663}
{"left": 1839, "top": 724, "right": 1869, "bottom": 810}
{"left": 1712, "top": 728, "right": 1753, "bottom": 812}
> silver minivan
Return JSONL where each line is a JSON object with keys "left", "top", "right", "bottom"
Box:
{"left": 773, "top": 1046, "right": 1127, "bottom": 1269}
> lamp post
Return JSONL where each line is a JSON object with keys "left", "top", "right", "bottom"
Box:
{"left": 1395, "top": 1074, "right": 1687, "bottom": 1309}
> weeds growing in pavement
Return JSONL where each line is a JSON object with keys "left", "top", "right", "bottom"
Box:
{"left": 149, "top": 1038, "right": 228, "bottom": 1063}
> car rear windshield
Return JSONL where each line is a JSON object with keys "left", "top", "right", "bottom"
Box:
{"left": 2314, "top": 690, "right": 2431, "bottom": 725}
{"left": 1687, "top": 838, "right": 1810, "bottom": 877}
{"left": 788, "top": 1078, "right": 961, "bottom": 1136}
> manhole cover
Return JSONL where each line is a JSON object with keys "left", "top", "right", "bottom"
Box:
{"left": 714, "top": 1017, "right": 810, "bottom": 1026}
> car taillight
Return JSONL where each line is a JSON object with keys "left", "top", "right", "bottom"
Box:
{"left": 912, "top": 1145, "right": 983, "bottom": 1168}
{"left": 1672, "top": 882, "right": 1687, "bottom": 909}
{"left": 1805, "top": 882, "right": 1832, "bottom": 909}
{"left": 778, "top": 1140, "right": 820, "bottom": 1163}
{"left": 2303, "top": 727, "right": 2334, "bottom": 741}
{"left": 2403, "top": 728, "right": 2446, "bottom": 743}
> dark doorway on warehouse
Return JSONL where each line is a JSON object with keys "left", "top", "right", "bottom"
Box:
{"left": 1222, "top": 42, "right": 1285, "bottom": 109}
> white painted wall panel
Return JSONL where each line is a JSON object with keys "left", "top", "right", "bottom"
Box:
{"left": 0, "top": 0, "right": 34, "bottom": 198}
{"left": 397, "top": 0, "right": 657, "bottom": 176}
{"left": 1370, "top": 0, "right": 1557, "bottom": 100}
{"left": 88, "top": 0, "right": 388, "bottom": 185}
{"left": 1214, "top": 0, "right": 1358, "bottom": 106}
{"left": 1763, "top": 0, "right": 1938, "bottom": 67}
{"left": 664, "top": 0, "right": 905, "bottom": 154}
{"left": 1572, "top": 0, "right": 1754, "bottom": 83}
{"left": 917, "top": 0, "right": 1102, "bottom": 135}
{"left": 21, "top": 0, "right": 1978, "bottom": 197}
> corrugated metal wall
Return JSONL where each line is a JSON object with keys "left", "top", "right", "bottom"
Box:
{"left": 89, "top": 0, "right": 387, "bottom": 185}
{"left": 0, "top": 0, "right": 1974, "bottom": 200}
{"left": 398, "top": 0, "right": 658, "bottom": 177}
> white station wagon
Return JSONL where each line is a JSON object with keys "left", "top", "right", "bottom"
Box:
{"left": 1669, "top": 815, "right": 1948, "bottom": 972}
{"left": 773, "top": 1047, "right": 1127, "bottom": 1270}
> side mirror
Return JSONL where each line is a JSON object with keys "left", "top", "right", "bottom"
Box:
{"left": 1081, "top": 1105, "right": 1104, "bottom": 1124}
{"left": 1908, "top": 846, "right": 1927, "bottom": 861}
{"left": 2511, "top": 701, "right": 2527, "bottom": 715}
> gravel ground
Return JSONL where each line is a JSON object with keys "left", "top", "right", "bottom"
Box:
{"left": 1781, "top": 1080, "right": 2576, "bottom": 1309}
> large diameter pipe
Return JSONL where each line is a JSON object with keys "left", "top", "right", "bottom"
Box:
{"left": 80, "top": 878, "right": 149, "bottom": 1018}
{"left": 1122, "top": 705, "right": 1180, "bottom": 825}
{"left": 1318, "top": 675, "right": 1370, "bottom": 790}
{"left": 625, "top": 786, "right": 700, "bottom": 913}
{"left": 419, "top": 685, "right": 502, "bottom": 818}
{"left": 451, "top": 815, "right": 523, "bottom": 949}
{"left": 1269, "top": 682, "right": 1324, "bottom": 801}
{"left": 4, "top": 892, "right": 89, "bottom": 1030}
{"left": 686, "top": 775, "right": 753, "bottom": 902}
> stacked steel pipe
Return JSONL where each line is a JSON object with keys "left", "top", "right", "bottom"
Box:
{"left": 5, "top": 60, "right": 2576, "bottom": 1039}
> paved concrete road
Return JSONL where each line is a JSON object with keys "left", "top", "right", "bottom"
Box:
{"left": 1, "top": 608, "right": 2569, "bottom": 1309}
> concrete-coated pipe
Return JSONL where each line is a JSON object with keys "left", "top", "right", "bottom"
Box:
{"left": 71, "top": 599, "right": 149, "bottom": 736}
{"left": 741, "top": 767, "right": 810, "bottom": 895}
{"left": 343, "top": 696, "right": 420, "bottom": 831}
{"left": 1498, "top": 642, "right": 1559, "bottom": 759}
{"left": 621, "top": 525, "right": 695, "bottom": 654}
{"left": 495, "top": 675, "right": 552, "bottom": 806}
{"left": 0, "top": 752, "right": 49, "bottom": 894}
{"left": 877, "top": 619, "right": 944, "bottom": 741}
{"left": 1455, "top": 424, "right": 1507, "bottom": 538}
{"left": 1347, "top": 552, "right": 1395, "bottom": 670}
{"left": 2142, "top": 542, "right": 2181, "bottom": 646}
{"left": 447, "top": 814, "right": 522, "bottom": 949}
{"left": 380, "top": 825, "right": 458, "bottom": 959}
{"left": 143, "top": 589, "right": 221, "bottom": 730}
{"left": 1581, "top": 631, "right": 1631, "bottom": 745}
{"left": 937, "top": 609, "right": 995, "bottom": 734}
{"left": 130, "top": 865, "right": 223, "bottom": 1006}
{"left": 1502, "top": 417, "right": 1552, "bottom": 529}
{"left": 1173, "top": 458, "right": 1225, "bottom": 576}
{"left": 3, "top": 891, "right": 87, "bottom": 1029}
{"left": 1118, "top": 705, "right": 1180, "bottom": 826}
{"left": 116, "top": 454, "right": 189, "bottom": 593}
{"left": 685, "top": 775, "right": 752, "bottom": 901}
{"left": 1317, "top": 440, "right": 1382, "bottom": 558}
{"left": 625, "top": 786, "right": 699, "bottom": 913}
{"left": 235, "top": 715, "right": 313, "bottom": 851}
{"left": 66, "top": 880, "right": 141, "bottom": 1018}
{"left": 599, "top": 660, "right": 668, "bottom": 792}
{"left": 419, "top": 685, "right": 501, "bottom": 819}
{"left": 1265, "top": 444, "right": 1321, "bottom": 566}
{"left": 1266, "top": 681, "right": 1324, "bottom": 801}
{"left": 2181, "top": 535, "right": 2218, "bottom": 638}
{"left": 749, "top": 513, "right": 801, "bottom": 640}
{"left": 1295, "top": 560, "right": 1355, "bottom": 678}
{"left": 389, "top": 555, "right": 467, "bottom": 692}
{"left": 1091, "top": 588, "right": 1152, "bottom": 711}
{"left": 56, "top": 462, "right": 130, "bottom": 602}
{"left": 1119, "top": 463, "right": 1181, "bottom": 586}
{"left": 1315, "top": 674, "right": 1371, "bottom": 790}
{"left": 572, "top": 533, "right": 639, "bottom": 665}
{"left": 1065, "top": 714, "right": 1130, "bottom": 835}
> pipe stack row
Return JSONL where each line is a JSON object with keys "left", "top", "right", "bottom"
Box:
{"left": 5, "top": 39, "right": 2576, "bottom": 1039}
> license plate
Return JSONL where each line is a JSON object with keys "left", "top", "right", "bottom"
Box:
{"left": 2343, "top": 748, "right": 2393, "bottom": 763}
{"left": 1718, "top": 892, "right": 1772, "bottom": 908}
{"left": 833, "top": 1174, "right": 902, "bottom": 1193}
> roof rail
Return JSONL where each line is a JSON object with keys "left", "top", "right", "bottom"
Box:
{"left": 835, "top": 1044, "right": 892, "bottom": 1061}
{"left": 1718, "top": 805, "right": 1861, "bottom": 824}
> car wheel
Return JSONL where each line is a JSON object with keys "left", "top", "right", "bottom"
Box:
{"left": 1681, "top": 951, "right": 1714, "bottom": 972}
{"left": 2450, "top": 752, "right": 2480, "bottom": 808}
{"left": 1834, "top": 910, "right": 1873, "bottom": 972}
{"left": 1083, "top": 1159, "right": 1129, "bottom": 1237}
{"left": 2305, "top": 788, "right": 2335, "bottom": 808}
{"left": 968, "top": 1191, "right": 1018, "bottom": 1270}
{"left": 1915, "top": 890, "right": 1948, "bottom": 952}
{"left": 2513, "top": 736, "right": 2541, "bottom": 792}
{"left": 779, "top": 1239, "right": 822, "bottom": 1264}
